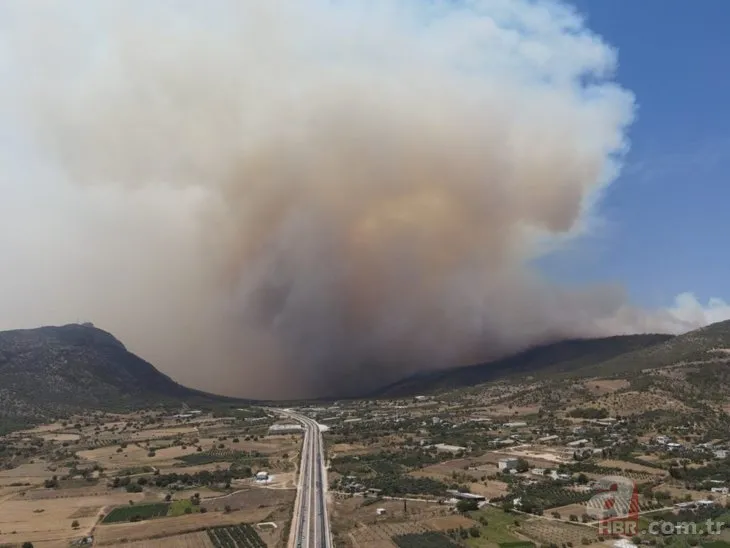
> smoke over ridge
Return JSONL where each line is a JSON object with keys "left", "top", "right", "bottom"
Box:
{"left": 1, "top": 0, "right": 728, "bottom": 398}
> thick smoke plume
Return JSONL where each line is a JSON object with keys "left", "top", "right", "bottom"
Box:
{"left": 0, "top": 0, "right": 728, "bottom": 398}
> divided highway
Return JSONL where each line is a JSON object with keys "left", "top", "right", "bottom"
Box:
{"left": 277, "top": 409, "right": 333, "bottom": 548}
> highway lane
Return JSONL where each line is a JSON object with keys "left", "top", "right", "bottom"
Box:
{"left": 276, "top": 409, "right": 333, "bottom": 548}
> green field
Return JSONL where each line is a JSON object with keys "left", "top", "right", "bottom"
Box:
{"left": 466, "top": 506, "right": 527, "bottom": 547}
{"left": 168, "top": 499, "right": 201, "bottom": 517}
{"left": 102, "top": 502, "right": 170, "bottom": 523}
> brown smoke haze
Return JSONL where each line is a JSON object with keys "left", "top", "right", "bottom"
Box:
{"left": 1, "top": 1, "right": 727, "bottom": 398}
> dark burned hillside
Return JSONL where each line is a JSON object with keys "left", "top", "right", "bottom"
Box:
{"left": 376, "top": 333, "right": 674, "bottom": 397}
{"left": 0, "top": 323, "right": 231, "bottom": 430}
{"left": 379, "top": 320, "right": 730, "bottom": 397}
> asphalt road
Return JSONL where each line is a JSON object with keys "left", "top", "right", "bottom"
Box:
{"left": 277, "top": 409, "right": 333, "bottom": 548}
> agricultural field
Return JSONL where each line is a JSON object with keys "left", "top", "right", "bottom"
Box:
{"left": 76, "top": 441, "right": 209, "bottom": 469}
{"left": 351, "top": 521, "right": 434, "bottom": 545}
{"left": 393, "top": 531, "right": 459, "bottom": 548}
{"left": 512, "top": 484, "right": 595, "bottom": 510}
{"left": 0, "top": 491, "right": 146, "bottom": 546}
{"left": 93, "top": 509, "right": 274, "bottom": 545}
{"left": 105, "top": 531, "right": 215, "bottom": 548}
{"left": 169, "top": 499, "right": 202, "bottom": 516}
{"left": 465, "top": 507, "right": 528, "bottom": 546}
{"left": 206, "top": 523, "right": 267, "bottom": 547}
{"left": 518, "top": 518, "right": 599, "bottom": 546}
{"left": 179, "top": 450, "right": 264, "bottom": 466}
{"left": 103, "top": 502, "right": 171, "bottom": 523}
{"left": 596, "top": 459, "right": 666, "bottom": 476}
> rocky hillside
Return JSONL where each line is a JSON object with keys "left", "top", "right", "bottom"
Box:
{"left": 0, "top": 323, "right": 222, "bottom": 427}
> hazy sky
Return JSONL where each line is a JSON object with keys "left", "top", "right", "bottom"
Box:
{"left": 0, "top": 0, "right": 728, "bottom": 398}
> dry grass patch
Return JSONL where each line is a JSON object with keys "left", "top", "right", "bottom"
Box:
{"left": 467, "top": 481, "right": 509, "bottom": 499}
{"left": 21, "top": 486, "right": 113, "bottom": 501}
{"left": 41, "top": 433, "right": 82, "bottom": 442}
{"left": 0, "top": 492, "right": 143, "bottom": 546}
{"left": 597, "top": 459, "right": 665, "bottom": 475}
{"left": 598, "top": 390, "right": 689, "bottom": 414}
{"left": 77, "top": 442, "right": 207, "bottom": 469}
{"left": 0, "top": 462, "right": 65, "bottom": 481}
{"left": 69, "top": 505, "right": 103, "bottom": 519}
{"left": 583, "top": 379, "right": 630, "bottom": 395}
{"left": 425, "top": 515, "right": 477, "bottom": 530}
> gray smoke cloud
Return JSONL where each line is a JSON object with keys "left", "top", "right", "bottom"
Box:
{"left": 1, "top": 0, "right": 728, "bottom": 398}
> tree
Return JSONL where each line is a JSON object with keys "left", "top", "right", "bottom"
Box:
{"left": 456, "top": 499, "right": 479, "bottom": 513}
{"left": 22, "top": 542, "right": 34, "bottom": 548}
{"left": 515, "top": 458, "right": 529, "bottom": 473}
{"left": 71, "top": 520, "right": 80, "bottom": 529}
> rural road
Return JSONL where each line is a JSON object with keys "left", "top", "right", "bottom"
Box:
{"left": 275, "top": 409, "right": 333, "bottom": 548}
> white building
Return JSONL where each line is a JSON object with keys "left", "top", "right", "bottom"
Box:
{"left": 256, "top": 471, "right": 269, "bottom": 481}
{"left": 446, "top": 490, "right": 486, "bottom": 502}
{"left": 538, "top": 435, "right": 560, "bottom": 443}
{"left": 503, "top": 422, "right": 527, "bottom": 428}
{"left": 567, "top": 438, "right": 590, "bottom": 448}
{"left": 498, "top": 458, "right": 519, "bottom": 471}
{"left": 268, "top": 423, "right": 303, "bottom": 435}
{"left": 434, "top": 443, "right": 466, "bottom": 454}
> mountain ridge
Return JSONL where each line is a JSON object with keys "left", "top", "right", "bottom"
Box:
{"left": 0, "top": 323, "right": 245, "bottom": 428}
{"left": 377, "top": 319, "right": 730, "bottom": 397}
{"left": 4, "top": 319, "right": 730, "bottom": 425}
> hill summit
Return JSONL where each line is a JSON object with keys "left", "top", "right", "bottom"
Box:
{"left": 0, "top": 323, "right": 212, "bottom": 427}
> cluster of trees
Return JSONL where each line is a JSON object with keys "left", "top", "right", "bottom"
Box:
{"left": 152, "top": 467, "right": 252, "bottom": 488}
{"left": 668, "top": 457, "right": 730, "bottom": 484}
{"left": 365, "top": 474, "right": 450, "bottom": 497}
{"left": 331, "top": 448, "right": 452, "bottom": 477}
{"left": 111, "top": 466, "right": 252, "bottom": 492}
{"left": 567, "top": 407, "right": 609, "bottom": 419}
